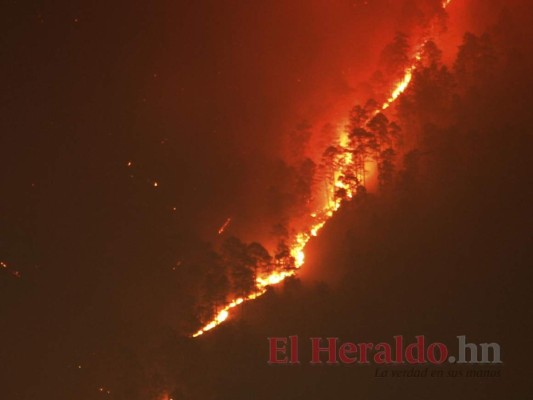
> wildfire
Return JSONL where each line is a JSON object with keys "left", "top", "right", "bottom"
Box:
{"left": 191, "top": 0, "right": 454, "bottom": 338}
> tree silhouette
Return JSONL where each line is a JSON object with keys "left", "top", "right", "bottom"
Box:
{"left": 221, "top": 237, "right": 255, "bottom": 298}
{"left": 367, "top": 112, "right": 391, "bottom": 150}
{"left": 200, "top": 250, "right": 230, "bottom": 315}
{"left": 454, "top": 32, "right": 497, "bottom": 87}
{"left": 247, "top": 242, "right": 272, "bottom": 279}
{"left": 380, "top": 32, "right": 411, "bottom": 78}
{"left": 377, "top": 148, "right": 396, "bottom": 191}
{"left": 321, "top": 145, "right": 341, "bottom": 196}
{"left": 398, "top": 149, "right": 422, "bottom": 191}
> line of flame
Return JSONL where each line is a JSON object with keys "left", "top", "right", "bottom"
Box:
{"left": 191, "top": 0, "right": 453, "bottom": 338}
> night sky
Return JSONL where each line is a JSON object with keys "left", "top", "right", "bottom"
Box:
{"left": 1, "top": 1, "right": 532, "bottom": 399}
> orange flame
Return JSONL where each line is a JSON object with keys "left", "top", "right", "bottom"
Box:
{"left": 382, "top": 68, "right": 414, "bottom": 110}
{"left": 191, "top": 0, "right": 453, "bottom": 338}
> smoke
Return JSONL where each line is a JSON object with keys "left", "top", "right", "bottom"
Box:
{"left": 143, "top": 0, "right": 456, "bottom": 245}
{"left": 4, "top": 0, "right": 532, "bottom": 399}
{"left": 155, "top": 1, "right": 533, "bottom": 398}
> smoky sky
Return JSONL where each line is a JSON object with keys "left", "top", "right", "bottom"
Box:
{"left": 1, "top": 0, "right": 467, "bottom": 244}
{"left": 1, "top": 0, "right": 532, "bottom": 399}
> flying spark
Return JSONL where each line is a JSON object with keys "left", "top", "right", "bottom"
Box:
{"left": 217, "top": 217, "right": 232, "bottom": 234}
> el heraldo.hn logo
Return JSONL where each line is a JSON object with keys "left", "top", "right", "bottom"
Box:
{"left": 267, "top": 335, "right": 502, "bottom": 367}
